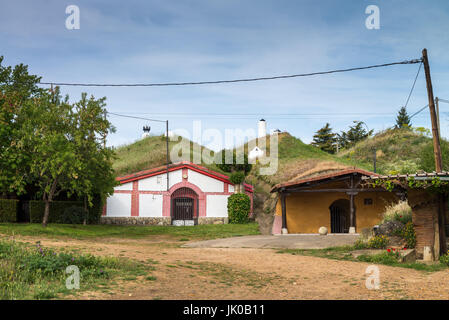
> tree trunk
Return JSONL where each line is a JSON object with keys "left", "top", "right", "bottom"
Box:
{"left": 42, "top": 178, "right": 58, "bottom": 228}
{"left": 83, "top": 196, "right": 87, "bottom": 225}
{"left": 42, "top": 199, "right": 50, "bottom": 227}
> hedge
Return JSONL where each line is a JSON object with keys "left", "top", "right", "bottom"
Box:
{"left": 0, "top": 199, "right": 18, "bottom": 222}
{"left": 29, "top": 195, "right": 104, "bottom": 224}
{"left": 227, "top": 193, "right": 251, "bottom": 224}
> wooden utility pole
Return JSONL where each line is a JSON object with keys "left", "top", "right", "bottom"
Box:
{"left": 422, "top": 49, "right": 443, "bottom": 172}
{"left": 422, "top": 49, "right": 447, "bottom": 257}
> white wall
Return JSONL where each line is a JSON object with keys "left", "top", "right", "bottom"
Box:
{"left": 106, "top": 193, "right": 131, "bottom": 217}
{"left": 139, "top": 194, "right": 163, "bottom": 217}
{"left": 139, "top": 169, "right": 183, "bottom": 191}
{"left": 114, "top": 182, "right": 133, "bottom": 191}
{"left": 206, "top": 195, "right": 229, "bottom": 217}
{"left": 188, "top": 169, "right": 224, "bottom": 193}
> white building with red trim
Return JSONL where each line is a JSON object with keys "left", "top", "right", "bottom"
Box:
{"left": 102, "top": 161, "right": 254, "bottom": 225}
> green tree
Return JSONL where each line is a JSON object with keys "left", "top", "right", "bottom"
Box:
{"left": 338, "top": 121, "right": 374, "bottom": 149}
{"left": 311, "top": 123, "right": 337, "bottom": 154}
{"left": 21, "top": 93, "right": 78, "bottom": 226}
{"left": 0, "top": 57, "right": 117, "bottom": 226}
{"left": 70, "top": 93, "right": 117, "bottom": 223}
{"left": 22, "top": 90, "right": 117, "bottom": 227}
{"left": 217, "top": 150, "right": 252, "bottom": 175}
{"left": 395, "top": 106, "right": 411, "bottom": 129}
{"left": 0, "top": 56, "right": 44, "bottom": 196}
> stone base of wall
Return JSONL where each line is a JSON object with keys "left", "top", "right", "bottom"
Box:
{"left": 198, "top": 217, "right": 228, "bottom": 225}
{"left": 100, "top": 217, "right": 171, "bottom": 226}
{"left": 100, "top": 217, "right": 228, "bottom": 226}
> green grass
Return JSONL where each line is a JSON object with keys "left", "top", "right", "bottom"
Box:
{"left": 0, "top": 239, "right": 148, "bottom": 299}
{"left": 113, "top": 134, "right": 225, "bottom": 176}
{"left": 336, "top": 127, "right": 433, "bottom": 175}
{"left": 0, "top": 222, "right": 260, "bottom": 240}
{"left": 276, "top": 246, "right": 449, "bottom": 272}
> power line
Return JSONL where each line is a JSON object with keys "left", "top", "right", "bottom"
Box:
{"left": 404, "top": 62, "right": 422, "bottom": 109}
{"left": 39, "top": 59, "right": 422, "bottom": 87}
{"left": 106, "top": 111, "right": 166, "bottom": 123}
{"left": 110, "top": 112, "right": 396, "bottom": 116}
{"left": 409, "top": 104, "right": 429, "bottom": 119}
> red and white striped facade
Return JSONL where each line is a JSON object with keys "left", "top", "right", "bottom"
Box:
{"left": 102, "top": 161, "right": 254, "bottom": 225}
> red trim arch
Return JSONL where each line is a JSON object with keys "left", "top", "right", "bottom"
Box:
{"left": 163, "top": 181, "right": 206, "bottom": 217}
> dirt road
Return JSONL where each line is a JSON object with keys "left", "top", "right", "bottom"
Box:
{"left": 7, "top": 235, "right": 449, "bottom": 300}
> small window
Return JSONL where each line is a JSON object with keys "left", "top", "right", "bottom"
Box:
{"left": 364, "top": 198, "right": 373, "bottom": 205}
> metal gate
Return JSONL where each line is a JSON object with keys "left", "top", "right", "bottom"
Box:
{"left": 171, "top": 187, "right": 198, "bottom": 225}
{"left": 330, "top": 206, "right": 347, "bottom": 233}
{"left": 172, "top": 198, "right": 194, "bottom": 220}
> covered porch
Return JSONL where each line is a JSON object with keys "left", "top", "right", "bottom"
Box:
{"left": 271, "top": 169, "right": 402, "bottom": 235}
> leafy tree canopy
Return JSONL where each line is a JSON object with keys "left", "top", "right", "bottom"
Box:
{"left": 0, "top": 57, "right": 116, "bottom": 226}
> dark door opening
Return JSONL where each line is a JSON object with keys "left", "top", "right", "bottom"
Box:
{"left": 329, "top": 199, "right": 351, "bottom": 233}
{"left": 172, "top": 198, "right": 194, "bottom": 220}
{"left": 17, "top": 200, "right": 30, "bottom": 223}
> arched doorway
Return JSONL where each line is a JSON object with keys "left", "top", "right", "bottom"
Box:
{"left": 171, "top": 187, "right": 199, "bottom": 225}
{"left": 329, "top": 199, "right": 352, "bottom": 233}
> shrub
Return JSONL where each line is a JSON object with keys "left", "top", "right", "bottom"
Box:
{"left": 367, "top": 235, "right": 389, "bottom": 249}
{"left": 440, "top": 251, "right": 449, "bottom": 266}
{"left": 227, "top": 193, "right": 251, "bottom": 224}
{"left": 354, "top": 239, "right": 369, "bottom": 250}
{"left": 29, "top": 197, "right": 104, "bottom": 224}
{"left": 61, "top": 206, "right": 87, "bottom": 224}
{"left": 0, "top": 199, "right": 18, "bottom": 222}
{"left": 29, "top": 201, "right": 83, "bottom": 223}
{"left": 357, "top": 249, "right": 400, "bottom": 265}
{"left": 230, "top": 171, "right": 245, "bottom": 185}
{"left": 86, "top": 194, "right": 105, "bottom": 224}
{"left": 382, "top": 200, "right": 412, "bottom": 224}
{"left": 400, "top": 221, "right": 416, "bottom": 249}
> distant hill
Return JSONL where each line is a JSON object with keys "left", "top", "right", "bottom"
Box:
{"left": 335, "top": 127, "right": 436, "bottom": 175}
{"left": 112, "top": 134, "right": 225, "bottom": 177}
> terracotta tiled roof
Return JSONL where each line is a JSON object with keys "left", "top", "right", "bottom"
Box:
{"left": 271, "top": 168, "right": 378, "bottom": 192}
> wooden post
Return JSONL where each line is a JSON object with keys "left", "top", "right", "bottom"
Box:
{"left": 281, "top": 191, "right": 287, "bottom": 234}
{"left": 348, "top": 175, "right": 356, "bottom": 233}
{"left": 422, "top": 49, "right": 443, "bottom": 172}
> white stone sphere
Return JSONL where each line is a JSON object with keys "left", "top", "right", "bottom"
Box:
{"left": 318, "top": 226, "right": 328, "bottom": 235}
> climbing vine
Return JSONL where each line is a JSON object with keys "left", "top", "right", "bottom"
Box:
{"left": 366, "top": 176, "right": 449, "bottom": 194}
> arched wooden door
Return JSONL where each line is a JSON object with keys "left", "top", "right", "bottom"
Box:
{"left": 171, "top": 187, "right": 199, "bottom": 225}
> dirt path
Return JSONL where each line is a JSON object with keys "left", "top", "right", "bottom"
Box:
{"left": 6, "top": 234, "right": 449, "bottom": 300}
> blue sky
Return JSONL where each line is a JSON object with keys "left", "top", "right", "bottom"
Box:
{"left": 1, "top": 0, "right": 449, "bottom": 149}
